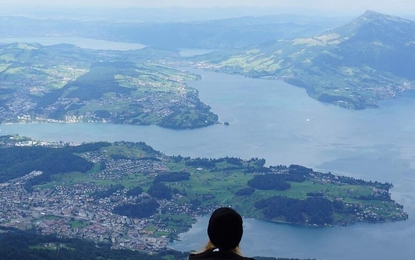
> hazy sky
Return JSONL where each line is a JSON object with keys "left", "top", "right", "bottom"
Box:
{"left": 1, "top": 0, "right": 415, "bottom": 15}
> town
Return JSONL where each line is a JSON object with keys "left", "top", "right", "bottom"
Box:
{"left": 0, "top": 166, "right": 200, "bottom": 252}
{"left": 0, "top": 43, "right": 218, "bottom": 130}
{"left": 0, "top": 136, "right": 409, "bottom": 253}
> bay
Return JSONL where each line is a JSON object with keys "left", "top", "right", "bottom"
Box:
{"left": 1, "top": 69, "right": 415, "bottom": 260}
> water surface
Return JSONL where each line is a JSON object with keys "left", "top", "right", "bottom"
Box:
{"left": 2, "top": 69, "right": 415, "bottom": 260}
{"left": 0, "top": 37, "right": 146, "bottom": 50}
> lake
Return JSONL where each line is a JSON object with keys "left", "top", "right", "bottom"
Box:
{"left": 1, "top": 43, "right": 415, "bottom": 259}
{"left": 0, "top": 37, "right": 217, "bottom": 56}
{"left": 0, "top": 37, "right": 146, "bottom": 50}
{"left": 179, "top": 49, "right": 217, "bottom": 57}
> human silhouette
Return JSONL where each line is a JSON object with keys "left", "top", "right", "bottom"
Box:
{"left": 189, "top": 207, "right": 254, "bottom": 260}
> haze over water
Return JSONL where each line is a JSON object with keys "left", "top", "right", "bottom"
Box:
{"left": 2, "top": 67, "right": 415, "bottom": 260}
{"left": 0, "top": 37, "right": 146, "bottom": 50}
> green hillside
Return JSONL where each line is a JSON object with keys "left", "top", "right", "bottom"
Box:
{"left": 0, "top": 15, "right": 341, "bottom": 51}
{"left": 0, "top": 135, "right": 408, "bottom": 253}
{"left": 0, "top": 43, "right": 217, "bottom": 129}
{"left": 195, "top": 11, "right": 415, "bottom": 109}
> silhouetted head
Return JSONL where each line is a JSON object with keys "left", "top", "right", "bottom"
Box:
{"left": 207, "top": 207, "right": 243, "bottom": 250}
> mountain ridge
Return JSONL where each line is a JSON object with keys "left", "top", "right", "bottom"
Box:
{"left": 195, "top": 11, "right": 415, "bottom": 109}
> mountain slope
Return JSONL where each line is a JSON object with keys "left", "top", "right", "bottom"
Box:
{"left": 0, "top": 15, "right": 344, "bottom": 50}
{"left": 0, "top": 43, "right": 218, "bottom": 129}
{"left": 197, "top": 11, "right": 415, "bottom": 109}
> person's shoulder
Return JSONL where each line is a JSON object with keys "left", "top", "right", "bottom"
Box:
{"left": 189, "top": 250, "right": 255, "bottom": 260}
{"left": 189, "top": 250, "right": 213, "bottom": 260}
{"left": 189, "top": 251, "right": 201, "bottom": 260}
{"left": 238, "top": 256, "right": 255, "bottom": 260}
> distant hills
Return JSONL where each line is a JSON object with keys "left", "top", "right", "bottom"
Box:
{"left": 0, "top": 15, "right": 343, "bottom": 50}
{"left": 1, "top": 10, "right": 414, "bottom": 122}
{"left": 197, "top": 10, "right": 415, "bottom": 109}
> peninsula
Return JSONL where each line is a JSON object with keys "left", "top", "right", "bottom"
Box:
{"left": 0, "top": 135, "right": 408, "bottom": 253}
{"left": 192, "top": 11, "right": 415, "bottom": 109}
{"left": 0, "top": 43, "right": 217, "bottom": 129}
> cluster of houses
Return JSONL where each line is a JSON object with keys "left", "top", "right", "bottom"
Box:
{"left": 0, "top": 146, "right": 199, "bottom": 253}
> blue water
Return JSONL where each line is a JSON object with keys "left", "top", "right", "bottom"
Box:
{"left": 2, "top": 70, "right": 415, "bottom": 260}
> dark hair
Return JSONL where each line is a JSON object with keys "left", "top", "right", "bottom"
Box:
{"left": 207, "top": 207, "right": 243, "bottom": 250}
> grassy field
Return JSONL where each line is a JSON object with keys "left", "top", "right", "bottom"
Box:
{"left": 70, "top": 220, "right": 88, "bottom": 229}
{"left": 21, "top": 141, "right": 406, "bottom": 229}
{"left": 0, "top": 43, "right": 217, "bottom": 129}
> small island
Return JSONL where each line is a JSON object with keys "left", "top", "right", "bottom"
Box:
{"left": 0, "top": 135, "right": 408, "bottom": 253}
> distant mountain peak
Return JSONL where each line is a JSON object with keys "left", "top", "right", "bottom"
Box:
{"left": 327, "top": 10, "right": 415, "bottom": 43}
{"left": 201, "top": 11, "right": 415, "bottom": 110}
{"left": 355, "top": 10, "right": 411, "bottom": 24}
{"left": 361, "top": 10, "right": 382, "bottom": 16}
